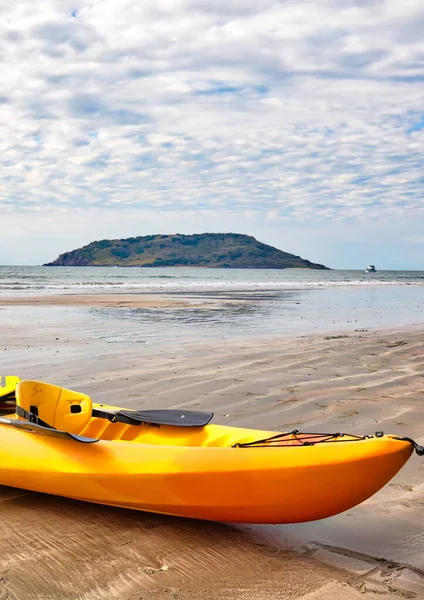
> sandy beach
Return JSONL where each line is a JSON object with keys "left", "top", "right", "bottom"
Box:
{"left": 1, "top": 295, "right": 424, "bottom": 599}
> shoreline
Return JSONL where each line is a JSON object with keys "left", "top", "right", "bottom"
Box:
{"left": 2, "top": 291, "right": 424, "bottom": 354}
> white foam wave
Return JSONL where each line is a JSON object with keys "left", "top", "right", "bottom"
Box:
{"left": 1, "top": 277, "right": 424, "bottom": 296}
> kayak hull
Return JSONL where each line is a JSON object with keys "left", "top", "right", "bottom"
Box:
{"left": 0, "top": 421, "right": 413, "bottom": 524}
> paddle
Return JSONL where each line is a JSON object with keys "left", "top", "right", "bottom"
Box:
{"left": 0, "top": 417, "right": 99, "bottom": 444}
{"left": 92, "top": 408, "right": 214, "bottom": 427}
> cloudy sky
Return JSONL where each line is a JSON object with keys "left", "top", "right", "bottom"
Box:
{"left": 1, "top": 0, "right": 423, "bottom": 268}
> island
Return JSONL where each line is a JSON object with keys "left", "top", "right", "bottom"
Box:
{"left": 43, "top": 233, "right": 329, "bottom": 269}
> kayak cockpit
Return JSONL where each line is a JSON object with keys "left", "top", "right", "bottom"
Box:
{"left": 13, "top": 379, "right": 277, "bottom": 448}
{"left": 14, "top": 380, "right": 363, "bottom": 449}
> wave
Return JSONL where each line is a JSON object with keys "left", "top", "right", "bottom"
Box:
{"left": 1, "top": 279, "right": 424, "bottom": 296}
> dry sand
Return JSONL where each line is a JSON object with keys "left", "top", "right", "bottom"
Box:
{"left": 0, "top": 486, "right": 365, "bottom": 600}
{"left": 1, "top": 299, "right": 424, "bottom": 599}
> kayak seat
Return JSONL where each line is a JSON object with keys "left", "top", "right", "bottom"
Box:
{"left": 16, "top": 380, "right": 93, "bottom": 435}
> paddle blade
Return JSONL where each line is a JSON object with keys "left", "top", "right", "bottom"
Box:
{"left": 0, "top": 417, "right": 99, "bottom": 443}
{"left": 116, "top": 409, "right": 214, "bottom": 427}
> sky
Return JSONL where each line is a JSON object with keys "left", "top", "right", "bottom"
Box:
{"left": 1, "top": 0, "right": 423, "bottom": 269}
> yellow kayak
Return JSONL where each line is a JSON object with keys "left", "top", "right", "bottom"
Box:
{"left": 0, "top": 378, "right": 421, "bottom": 524}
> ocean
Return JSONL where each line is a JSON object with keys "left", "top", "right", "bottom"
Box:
{"left": 1, "top": 265, "right": 424, "bottom": 295}
{"left": 1, "top": 266, "right": 424, "bottom": 343}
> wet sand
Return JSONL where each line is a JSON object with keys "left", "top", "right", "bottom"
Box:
{"left": 1, "top": 302, "right": 424, "bottom": 598}
{"left": 0, "top": 293, "right": 207, "bottom": 309}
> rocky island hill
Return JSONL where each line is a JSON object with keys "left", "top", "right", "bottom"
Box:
{"left": 43, "top": 233, "right": 329, "bottom": 269}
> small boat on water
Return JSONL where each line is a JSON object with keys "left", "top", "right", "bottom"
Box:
{"left": 0, "top": 377, "right": 422, "bottom": 524}
{"left": 365, "top": 264, "right": 377, "bottom": 272}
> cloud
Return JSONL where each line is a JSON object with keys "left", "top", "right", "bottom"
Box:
{"left": 404, "top": 235, "right": 424, "bottom": 244}
{"left": 0, "top": 0, "right": 423, "bottom": 264}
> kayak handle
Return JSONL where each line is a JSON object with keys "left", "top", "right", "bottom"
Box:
{"left": 394, "top": 436, "right": 424, "bottom": 456}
